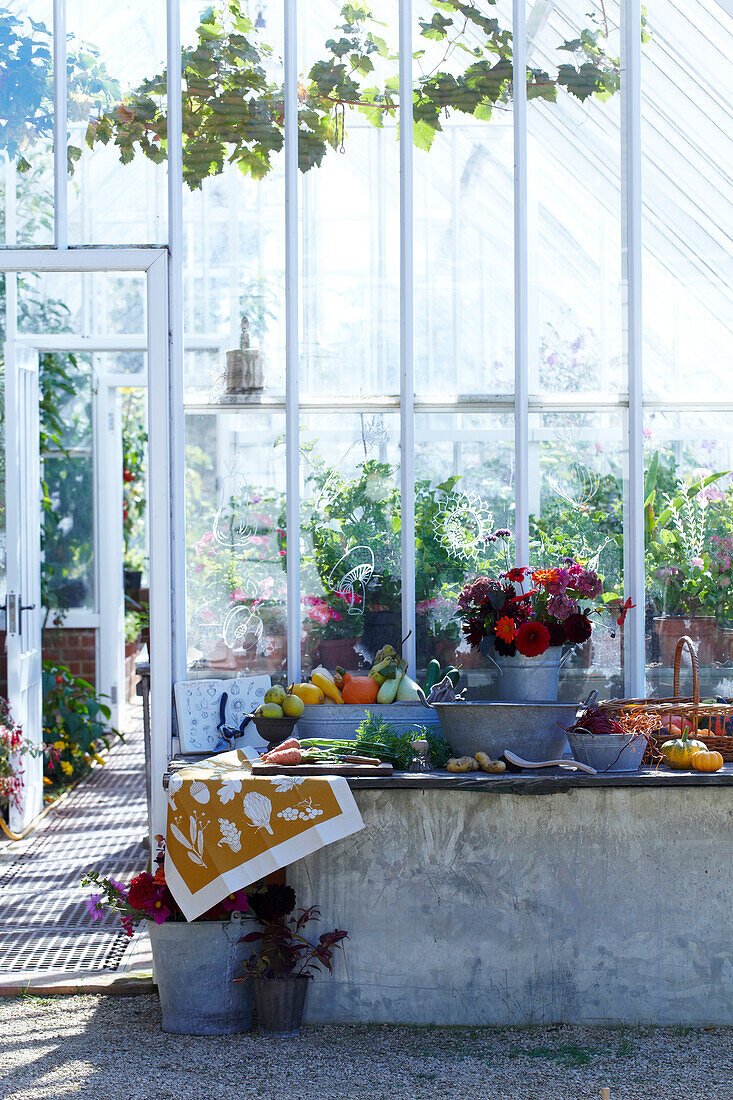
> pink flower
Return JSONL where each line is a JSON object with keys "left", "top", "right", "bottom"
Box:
{"left": 199, "top": 609, "right": 217, "bottom": 623}
{"left": 720, "top": 577, "right": 730, "bottom": 588}
{"left": 195, "top": 531, "right": 214, "bottom": 555}
{"left": 548, "top": 593, "right": 578, "bottom": 621}
{"left": 576, "top": 570, "right": 603, "bottom": 598}
{"left": 261, "top": 578, "right": 274, "bottom": 598}
{"left": 231, "top": 588, "right": 247, "bottom": 602}
{"left": 690, "top": 557, "right": 704, "bottom": 568}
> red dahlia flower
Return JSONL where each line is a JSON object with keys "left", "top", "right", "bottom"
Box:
{"left": 514, "top": 621, "right": 551, "bottom": 658}
{"left": 505, "top": 567, "right": 530, "bottom": 584}
{"left": 564, "top": 612, "right": 592, "bottom": 644}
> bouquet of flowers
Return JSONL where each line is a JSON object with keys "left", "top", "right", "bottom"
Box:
{"left": 82, "top": 860, "right": 248, "bottom": 935}
{"left": 456, "top": 559, "right": 622, "bottom": 659}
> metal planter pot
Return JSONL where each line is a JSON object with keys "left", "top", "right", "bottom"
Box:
{"left": 567, "top": 732, "right": 648, "bottom": 772}
{"left": 148, "top": 918, "right": 253, "bottom": 1035}
{"left": 253, "top": 975, "right": 309, "bottom": 1035}
{"left": 433, "top": 701, "right": 577, "bottom": 760}
{"left": 483, "top": 644, "right": 569, "bottom": 702}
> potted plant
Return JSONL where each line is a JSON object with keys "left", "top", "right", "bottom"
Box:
{"left": 456, "top": 554, "right": 626, "bottom": 701}
{"left": 83, "top": 860, "right": 252, "bottom": 1035}
{"left": 235, "top": 883, "right": 347, "bottom": 1035}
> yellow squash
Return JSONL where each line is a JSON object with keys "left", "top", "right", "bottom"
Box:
{"left": 289, "top": 682, "right": 324, "bottom": 706}
{"left": 660, "top": 731, "right": 707, "bottom": 770}
{"left": 690, "top": 749, "right": 724, "bottom": 773}
{"left": 311, "top": 667, "right": 344, "bottom": 705}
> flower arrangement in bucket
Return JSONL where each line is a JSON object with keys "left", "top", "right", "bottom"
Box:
{"left": 456, "top": 559, "right": 633, "bottom": 701}
{"left": 83, "top": 855, "right": 253, "bottom": 1035}
{"left": 235, "top": 883, "right": 348, "bottom": 1035}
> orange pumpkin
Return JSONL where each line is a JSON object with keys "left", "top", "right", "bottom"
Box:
{"left": 690, "top": 749, "right": 724, "bottom": 773}
{"left": 341, "top": 673, "right": 379, "bottom": 705}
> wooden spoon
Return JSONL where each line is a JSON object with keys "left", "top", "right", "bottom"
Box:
{"left": 503, "top": 750, "right": 597, "bottom": 776}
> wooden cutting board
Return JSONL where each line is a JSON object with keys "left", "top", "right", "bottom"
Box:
{"left": 251, "top": 762, "right": 393, "bottom": 777}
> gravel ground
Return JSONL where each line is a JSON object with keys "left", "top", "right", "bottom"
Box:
{"left": 0, "top": 994, "right": 731, "bottom": 1100}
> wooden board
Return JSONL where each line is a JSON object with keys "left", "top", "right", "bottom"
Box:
{"left": 251, "top": 761, "right": 393, "bottom": 777}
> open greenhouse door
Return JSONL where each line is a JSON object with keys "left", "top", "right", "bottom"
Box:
{"left": 4, "top": 342, "right": 43, "bottom": 831}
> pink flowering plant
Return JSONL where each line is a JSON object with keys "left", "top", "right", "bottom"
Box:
{"left": 0, "top": 698, "right": 45, "bottom": 812}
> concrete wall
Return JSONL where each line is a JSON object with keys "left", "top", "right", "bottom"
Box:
{"left": 290, "top": 787, "right": 733, "bottom": 1026}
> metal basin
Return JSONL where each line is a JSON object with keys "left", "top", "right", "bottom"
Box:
{"left": 297, "top": 703, "right": 440, "bottom": 742}
{"left": 433, "top": 702, "right": 578, "bottom": 760}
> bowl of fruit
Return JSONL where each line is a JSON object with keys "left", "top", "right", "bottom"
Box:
{"left": 251, "top": 684, "right": 305, "bottom": 748}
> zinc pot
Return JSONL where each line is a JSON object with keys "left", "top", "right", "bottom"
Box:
{"left": 432, "top": 701, "right": 577, "bottom": 760}
{"left": 147, "top": 918, "right": 253, "bottom": 1035}
{"left": 253, "top": 975, "right": 309, "bottom": 1035}
{"left": 297, "top": 702, "right": 440, "bottom": 742}
{"left": 567, "top": 732, "right": 649, "bottom": 772}
{"left": 484, "top": 645, "right": 568, "bottom": 702}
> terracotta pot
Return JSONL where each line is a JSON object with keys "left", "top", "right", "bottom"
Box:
{"left": 314, "top": 637, "right": 364, "bottom": 672}
{"left": 719, "top": 628, "right": 733, "bottom": 663}
{"left": 653, "top": 616, "right": 719, "bottom": 666}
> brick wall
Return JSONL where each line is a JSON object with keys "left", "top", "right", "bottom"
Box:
{"left": 0, "top": 628, "right": 97, "bottom": 696}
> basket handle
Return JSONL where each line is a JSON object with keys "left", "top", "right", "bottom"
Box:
{"left": 672, "top": 635, "right": 700, "bottom": 731}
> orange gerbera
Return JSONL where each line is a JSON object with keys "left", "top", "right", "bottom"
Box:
{"left": 532, "top": 568, "right": 559, "bottom": 586}
{"left": 495, "top": 616, "right": 516, "bottom": 643}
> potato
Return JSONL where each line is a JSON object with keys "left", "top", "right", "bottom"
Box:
{"left": 475, "top": 752, "right": 506, "bottom": 774}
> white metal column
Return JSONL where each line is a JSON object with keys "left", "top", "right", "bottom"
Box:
{"left": 284, "top": 0, "right": 301, "bottom": 685}
{"left": 399, "top": 0, "right": 417, "bottom": 675}
{"left": 513, "top": 0, "right": 530, "bottom": 565}
{"left": 622, "top": 0, "right": 645, "bottom": 695}
{"left": 52, "top": 0, "right": 68, "bottom": 247}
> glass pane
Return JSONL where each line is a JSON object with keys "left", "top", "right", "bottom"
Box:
{"left": 181, "top": 0, "right": 285, "bottom": 400}
{"left": 413, "top": 0, "right": 514, "bottom": 396}
{"left": 67, "top": 0, "right": 167, "bottom": 244}
{"left": 644, "top": 411, "right": 733, "bottom": 693}
{"left": 42, "top": 353, "right": 95, "bottom": 614}
{"left": 299, "top": 0, "right": 399, "bottom": 399}
{"left": 530, "top": 410, "right": 625, "bottom": 700}
{"left": 642, "top": 1, "right": 733, "bottom": 398}
{"left": 18, "top": 272, "right": 146, "bottom": 336}
{"left": 528, "top": 0, "right": 623, "bottom": 394}
{"left": 0, "top": 2, "right": 54, "bottom": 246}
{"left": 415, "top": 411, "right": 514, "bottom": 696}
{"left": 184, "top": 409, "right": 288, "bottom": 679}
{"left": 300, "top": 413, "right": 401, "bottom": 674}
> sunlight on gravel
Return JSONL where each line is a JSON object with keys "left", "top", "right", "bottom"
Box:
{"left": 1, "top": 995, "right": 732, "bottom": 1100}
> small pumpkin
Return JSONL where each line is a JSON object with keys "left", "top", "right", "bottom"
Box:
{"left": 690, "top": 749, "right": 724, "bottom": 773}
{"left": 660, "top": 730, "right": 708, "bottom": 770}
{"left": 341, "top": 673, "right": 379, "bottom": 706}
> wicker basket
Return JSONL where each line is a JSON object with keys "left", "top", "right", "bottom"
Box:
{"left": 599, "top": 635, "right": 733, "bottom": 762}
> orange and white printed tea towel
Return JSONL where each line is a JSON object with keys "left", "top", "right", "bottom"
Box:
{"left": 164, "top": 750, "right": 364, "bottom": 920}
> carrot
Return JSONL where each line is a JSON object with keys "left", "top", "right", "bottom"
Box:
{"left": 261, "top": 747, "right": 303, "bottom": 766}
{"left": 264, "top": 737, "right": 300, "bottom": 756}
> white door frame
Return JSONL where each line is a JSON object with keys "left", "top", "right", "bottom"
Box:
{"left": 4, "top": 343, "right": 43, "bottom": 831}
{"left": 0, "top": 248, "right": 178, "bottom": 846}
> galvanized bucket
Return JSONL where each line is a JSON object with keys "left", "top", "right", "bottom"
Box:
{"left": 148, "top": 918, "right": 253, "bottom": 1034}
{"left": 253, "top": 975, "right": 309, "bottom": 1035}
{"left": 567, "top": 732, "right": 648, "bottom": 772}
{"left": 484, "top": 646, "right": 570, "bottom": 702}
{"left": 432, "top": 701, "right": 577, "bottom": 760}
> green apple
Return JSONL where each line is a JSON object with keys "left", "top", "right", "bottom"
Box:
{"left": 258, "top": 702, "right": 284, "bottom": 718}
{"left": 281, "top": 694, "right": 305, "bottom": 718}
{"left": 264, "top": 685, "right": 287, "bottom": 706}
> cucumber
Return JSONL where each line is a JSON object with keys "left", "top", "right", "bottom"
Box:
{"left": 444, "top": 666, "right": 460, "bottom": 689}
{"left": 424, "top": 658, "right": 441, "bottom": 694}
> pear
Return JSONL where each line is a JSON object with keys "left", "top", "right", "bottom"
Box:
{"left": 281, "top": 694, "right": 304, "bottom": 718}
{"left": 264, "top": 685, "right": 287, "bottom": 706}
{"left": 258, "top": 702, "right": 284, "bottom": 718}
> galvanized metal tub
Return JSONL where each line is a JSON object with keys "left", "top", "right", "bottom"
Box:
{"left": 297, "top": 703, "right": 440, "bottom": 742}
{"left": 567, "top": 732, "right": 648, "bottom": 772}
{"left": 148, "top": 918, "right": 253, "bottom": 1034}
{"left": 432, "top": 701, "right": 578, "bottom": 760}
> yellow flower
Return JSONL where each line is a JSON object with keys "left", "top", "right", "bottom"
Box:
{"left": 93, "top": 752, "right": 106, "bottom": 766}
{"left": 61, "top": 761, "right": 74, "bottom": 777}
{"left": 43, "top": 777, "right": 52, "bottom": 786}
{"left": 53, "top": 740, "right": 65, "bottom": 751}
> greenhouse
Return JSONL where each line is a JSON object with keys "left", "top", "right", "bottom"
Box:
{"left": 0, "top": 0, "right": 732, "bottom": 1077}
